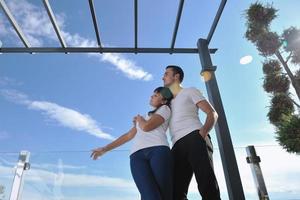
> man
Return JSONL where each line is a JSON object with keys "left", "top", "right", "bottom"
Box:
{"left": 162, "top": 65, "right": 221, "bottom": 200}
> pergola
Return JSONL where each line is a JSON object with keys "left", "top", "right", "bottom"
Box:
{"left": 0, "top": 0, "right": 245, "bottom": 199}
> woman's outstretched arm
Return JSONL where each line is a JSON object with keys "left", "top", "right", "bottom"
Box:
{"left": 90, "top": 126, "right": 137, "bottom": 160}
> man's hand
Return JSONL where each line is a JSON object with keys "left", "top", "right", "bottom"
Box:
{"left": 199, "top": 128, "right": 208, "bottom": 139}
{"left": 197, "top": 100, "right": 218, "bottom": 138}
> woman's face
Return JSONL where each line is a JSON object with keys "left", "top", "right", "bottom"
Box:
{"left": 150, "top": 92, "right": 166, "bottom": 107}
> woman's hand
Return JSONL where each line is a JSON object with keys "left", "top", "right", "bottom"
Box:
{"left": 133, "top": 116, "right": 137, "bottom": 127}
{"left": 90, "top": 147, "right": 107, "bottom": 160}
{"left": 135, "top": 115, "right": 145, "bottom": 123}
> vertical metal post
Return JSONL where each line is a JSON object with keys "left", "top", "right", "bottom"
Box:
{"left": 134, "top": 0, "right": 138, "bottom": 53}
{"left": 9, "top": 151, "right": 30, "bottom": 200}
{"left": 197, "top": 38, "right": 245, "bottom": 200}
{"left": 246, "top": 145, "right": 269, "bottom": 200}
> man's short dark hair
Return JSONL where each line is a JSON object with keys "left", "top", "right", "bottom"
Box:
{"left": 166, "top": 65, "right": 184, "bottom": 83}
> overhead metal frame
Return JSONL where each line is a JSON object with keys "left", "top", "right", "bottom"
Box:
{"left": 88, "top": 0, "right": 102, "bottom": 49}
{"left": 0, "top": 0, "right": 31, "bottom": 48}
{"left": 207, "top": 0, "right": 227, "bottom": 44}
{"left": 42, "top": 0, "right": 66, "bottom": 48}
{"left": 0, "top": 1, "right": 247, "bottom": 200}
{"left": 0, "top": 47, "right": 217, "bottom": 54}
{"left": 0, "top": 0, "right": 216, "bottom": 54}
{"left": 170, "top": 0, "right": 184, "bottom": 51}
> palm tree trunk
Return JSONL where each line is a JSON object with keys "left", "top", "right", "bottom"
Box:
{"left": 275, "top": 51, "right": 300, "bottom": 101}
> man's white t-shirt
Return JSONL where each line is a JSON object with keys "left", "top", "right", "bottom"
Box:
{"left": 169, "top": 87, "right": 206, "bottom": 145}
{"left": 131, "top": 105, "right": 171, "bottom": 155}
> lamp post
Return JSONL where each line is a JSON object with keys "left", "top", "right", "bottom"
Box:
{"left": 197, "top": 38, "right": 245, "bottom": 200}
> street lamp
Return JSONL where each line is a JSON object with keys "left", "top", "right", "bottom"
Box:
{"left": 200, "top": 65, "right": 217, "bottom": 82}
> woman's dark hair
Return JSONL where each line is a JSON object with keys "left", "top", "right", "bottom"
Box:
{"left": 166, "top": 65, "right": 184, "bottom": 83}
{"left": 148, "top": 87, "right": 173, "bottom": 116}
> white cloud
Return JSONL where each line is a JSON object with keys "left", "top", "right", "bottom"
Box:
{"left": 1, "top": 0, "right": 153, "bottom": 81}
{"left": 39, "top": 168, "right": 128, "bottom": 188}
{"left": 237, "top": 123, "right": 276, "bottom": 136}
{"left": 0, "top": 163, "right": 137, "bottom": 200}
{"left": 0, "top": 156, "right": 123, "bottom": 187}
{"left": 9, "top": 0, "right": 66, "bottom": 44}
{"left": 0, "top": 89, "right": 114, "bottom": 140}
{"left": 245, "top": 146, "right": 300, "bottom": 196}
{"left": 101, "top": 53, "right": 153, "bottom": 81}
{"left": 240, "top": 55, "right": 253, "bottom": 65}
{"left": 0, "top": 89, "right": 31, "bottom": 105}
{"left": 31, "top": 163, "right": 86, "bottom": 171}
{"left": 22, "top": 193, "right": 138, "bottom": 200}
{"left": 0, "top": 77, "right": 22, "bottom": 87}
{"left": 0, "top": 13, "right": 10, "bottom": 37}
{"left": 188, "top": 145, "right": 300, "bottom": 199}
{"left": 0, "top": 164, "right": 135, "bottom": 188}
{"left": 61, "top": 32, "right": 95, "bottom": 48}
{"left": 1, "top": 146, "right": 300, "bottom": 199}
{"left": 22, "top": 192, "right": 138, "bottom": 200}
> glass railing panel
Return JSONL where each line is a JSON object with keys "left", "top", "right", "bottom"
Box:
{"left": 0, "top": 152, "right": 20, "bottom": 200}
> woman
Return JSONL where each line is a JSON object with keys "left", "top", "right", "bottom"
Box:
{"left": 91, "top": 87, "right": 173, "bottom": 200}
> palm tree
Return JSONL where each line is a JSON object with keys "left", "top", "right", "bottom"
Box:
{"left": 245, "top": 2, "right": 300, "bottom": 153}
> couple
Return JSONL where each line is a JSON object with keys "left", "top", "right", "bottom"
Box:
{"left": 91, "top": 65, "right": 221, "bottom": 200}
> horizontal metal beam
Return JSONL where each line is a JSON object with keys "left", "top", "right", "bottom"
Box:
{"left": 88, "top": 0, "right": 102, "bottom": 48}
{"left": 43, "top": 0, "right": 67, "bottom": 48}
{"left": 207, "top": 0, "right": 227, "bottom": 44}
{"left": 0, "top": 0, "right": 31, "bottom": 48}
{"left": 0, "top": 47, "right": 217, "bottom": 54}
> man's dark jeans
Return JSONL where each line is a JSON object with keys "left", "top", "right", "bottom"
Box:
{"left": 172, "top": 130, "right": 221, "bottom": 200}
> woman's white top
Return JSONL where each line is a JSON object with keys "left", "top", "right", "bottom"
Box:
{"left": 130, "top": 105, "right": 171, "bottom": 155}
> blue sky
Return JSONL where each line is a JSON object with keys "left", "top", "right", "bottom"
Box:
{"left": 1, "top": 0, "right": 300, "bottom": 199}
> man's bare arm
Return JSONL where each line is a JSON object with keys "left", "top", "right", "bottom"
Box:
{"left": 196, "top": 100, "right": 218, "bottom": 138}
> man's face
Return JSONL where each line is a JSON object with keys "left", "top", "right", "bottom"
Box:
{"left": 162, "top": 68, "right": 176, "bottom": 87}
